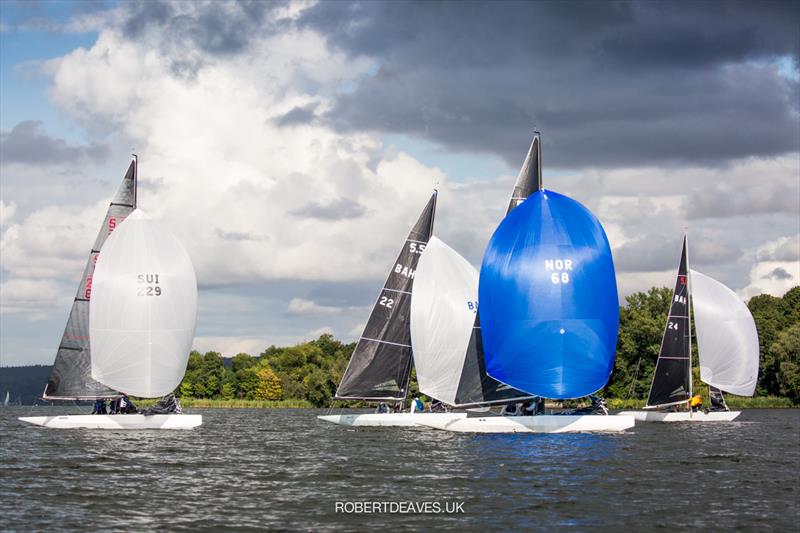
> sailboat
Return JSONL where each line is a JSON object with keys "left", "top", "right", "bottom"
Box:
{"left": 318, "top": 136, "right": 547, "bottom": 427}
{"left": 3, "top": 392, "right": 9, "bottom": 407}
{"left": 317, "top": 192, "right": 468, "bottom": 427}
{"left": 20, "top": 158, "right": 201, "bottom": 430}
{"left": 618, "top": 235, "right": 759, "bottom": 422}
{"left": 408, "top": 136, "right": 543, "bottom": 408}
{"left": 419, "top": 134, "right": 634, "bottom": 433}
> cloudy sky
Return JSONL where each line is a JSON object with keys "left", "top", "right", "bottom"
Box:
{"left": 1, "top": 0, "right": 798, "bottom": 366}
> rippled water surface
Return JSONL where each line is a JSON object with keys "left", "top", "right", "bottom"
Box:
{"left": 1, "top": 407, "right": 798, "bottom": 531}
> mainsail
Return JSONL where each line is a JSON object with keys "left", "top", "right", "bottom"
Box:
{"left": 335, "top": 192, "right": 437, "bottom": 400}
{"left": 90, "top": 210, "right": 198, "bottom": 398}
{"left": 690, "top": 269, "right": 759, "bottom": 397}
{"left": 645, "top": 237, "right": 692, "bottom": 408}
{"left": 479, "top": 189, "right": 620, "bottom": 399}
{"left": 44, "top": 160, "right": 137, "bottom": 399}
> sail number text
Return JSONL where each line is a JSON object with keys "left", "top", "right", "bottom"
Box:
{"left": 379, "top": 296, "right": 395, "bottom": 309}
{"left": 545, "top": 259, "right": 573, "bottom": 284}
{"left": 137, "top": 273, "right": 162, "bottom": 296}
{"left": 408, "top": 242, "right": 426, "bottom": 254}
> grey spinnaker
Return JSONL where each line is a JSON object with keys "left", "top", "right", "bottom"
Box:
{"left": 44, "top": 160, "right": 137, "bottom": 400}
{"left": 645, "top": 236, "right": 692, "bottom": 408}
{"left": 334, "top": 192, "right": 437, "bottom": 400}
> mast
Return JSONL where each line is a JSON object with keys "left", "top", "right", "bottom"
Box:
{"left": 132, "top": 153, "right": 138, "bottom": 209}
{"left": 686, "top": 229, "right": 694, "bottom": 414}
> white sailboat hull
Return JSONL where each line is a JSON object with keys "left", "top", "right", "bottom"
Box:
{"left": 317, "top": 412, "right": 467, "bottom": 427}
{"left": 617, "top": 410, "right": 741, "bottom": 422}
{"left": 19, "top": 414, "right": 202, "bottom": 429}
{"left": 418, "top": 414, "right": 635, "bottom": 433}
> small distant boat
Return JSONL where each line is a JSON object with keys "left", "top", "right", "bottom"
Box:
{"left": 618, "top": 235, "right": 759, "bottom": 422}
{"left": 420, "top": 133, "right": 634, "bottom": 434}
{"left": 20, "top": 158, "right": 201, "bottom": 430}
{"left": 3, "top": 392, "right": 9, "bottom": 406}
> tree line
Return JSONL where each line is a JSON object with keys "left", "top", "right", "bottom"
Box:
{"left": 176, "top": 286, "right": 800, "bottom": 407}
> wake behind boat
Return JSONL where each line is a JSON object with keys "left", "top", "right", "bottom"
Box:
{"left": 317, "top": 412, "right": 467, "bottom": 428}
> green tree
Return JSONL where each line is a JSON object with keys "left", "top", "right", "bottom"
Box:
{"left": 768, "top": 323, "right": 800, "bottom": 402}
{"left": 254, "top": 365, "right": 283, "bottom": 400}
{"left": 604, "top": 287, "right": 672, "bottom": 399}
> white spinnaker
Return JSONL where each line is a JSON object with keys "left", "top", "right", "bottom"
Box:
{"left": 90, "top": 210, "right": 198, "bottom": 398}
{"left": 690, "top": 269, "right": 759, "bottom": 396}
{"left": 410, "top": 236, "right": 478, "bottom": 405}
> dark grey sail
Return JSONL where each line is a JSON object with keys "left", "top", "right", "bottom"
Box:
{"left": 457, "top": 132, "right": 542, "bottom": 406}
{"left": 335, "top": 192, "right": 437, "bottom": 400}
{"left": 645, "top": 236, "right": 691, "bottom": 408}
{"left": 44, "top": 159, "right": 137, "bottom": 399}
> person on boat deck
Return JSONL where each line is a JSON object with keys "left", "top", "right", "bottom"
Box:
{"left": 119, "top": 395, "right": 137, "bottom": 414}
{"left": 410, "top": 396, "right": 424, "bottom": 413}
{"left": 501, "top": 402, "right": 519, "bottom": 416}
{"left": 108, "top": 397, "right": 120, "bottom": 414}
{"left": 521, "top": 400, "right": 534, "bottom": 415}
{"left": 690, "top": 394, "right": 703, "bottom": 412}
{"left": 429, "top": 399, "right": 446, "bottom": 412}
{"left": 91, "top": 399, "right": 107, "bottom": 415}
{"left": 375, "top": 402, "right": 389, "bottom": 414}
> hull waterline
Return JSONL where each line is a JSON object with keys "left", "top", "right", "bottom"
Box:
{"left": 617, "top": 410, "right": 741, "bottom": 422}
{"left": 19, "top": 414, "right": 202, "bottom": 429}
{"left": 317, "top": 412, "right": 467, "bottom": 427}
{"left": 418, "top": 414, "right": 635, "bottom": 433}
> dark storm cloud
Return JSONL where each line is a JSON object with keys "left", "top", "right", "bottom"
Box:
{"left": 122, "top": 0, "right": 289, "bottom": 56}
{"left": 299, "top": 0, "right": 800, "bottom": 168}
{"left": 274, "top": 104, "right": 319, "bottom": 127}
{"left": 290, "top": 197, "right": 366, "bottom": 220}
{"left": 0, "top": 121, "right": 108, "bottom": 165}
{"left": 685, "top": 182, "right": 799, "bottom": 219}
{"left": 763, "top": 267, "right": 793, "bottom": 280}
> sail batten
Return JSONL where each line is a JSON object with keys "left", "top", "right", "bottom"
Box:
{"left": 645, "top": 237, "right": 692, "bottom": 408}
{"left": 44, "top": 160, "right": 136, "bottom": 400}
{"left": 335, "top": 192, "right": 437, "bottom": 401}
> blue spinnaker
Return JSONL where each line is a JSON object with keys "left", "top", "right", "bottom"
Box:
{"left": 478, "top": 189, "right": 619, "bottom": 399}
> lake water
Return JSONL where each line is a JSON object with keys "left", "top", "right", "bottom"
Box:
{"left": 1, "top": 407, "right": 798, "bottom": 531}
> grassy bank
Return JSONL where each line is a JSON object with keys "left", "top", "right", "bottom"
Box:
{"left": 607, "top": 396, "right": 795, "bottom": 409}
{"left": 133, "top": 398, "right": 313, "bottom": 409}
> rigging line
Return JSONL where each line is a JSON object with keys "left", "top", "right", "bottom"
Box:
{"left": 627, "top": 356, "right": 643, "bottom": 400}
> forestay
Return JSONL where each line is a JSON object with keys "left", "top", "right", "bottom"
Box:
{"left": 690, "top": 269, "right": 759, "bottom": 397}
{"left": 45, "top": 160, "right": 136, "bottom": 399}
{"left": 90, "top": 210, "right": 197, "bottom": 398}
{"left": 479, "top": 189, "right": 619, "bottom": 399}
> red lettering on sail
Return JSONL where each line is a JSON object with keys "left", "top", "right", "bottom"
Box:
{"left": 85, "top": 277, "right": 92, "bottom": 299}
{"left": 108, "top": 218, "right": 117, "bottom": 234}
